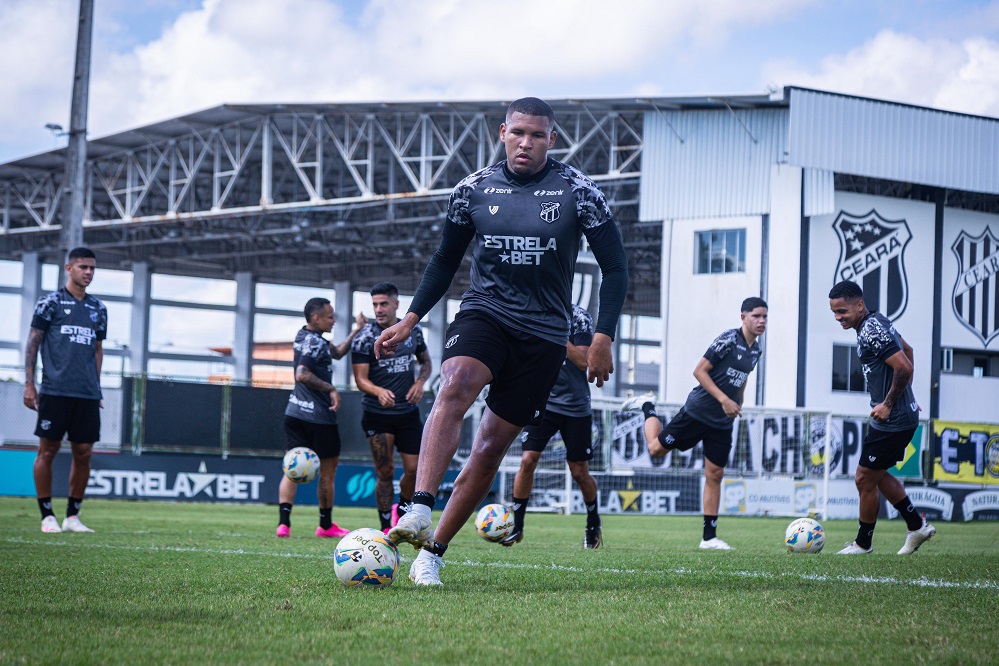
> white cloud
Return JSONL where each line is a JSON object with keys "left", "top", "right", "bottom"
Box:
{"left": 31, "top": 0, "right": 817, "bottom": 145}
{"left": 764, "top": 29, "right": 999, "bottom": 117}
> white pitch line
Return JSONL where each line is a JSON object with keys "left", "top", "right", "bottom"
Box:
{"left": 4, "top": 536, "right": 997, "bottom": 591}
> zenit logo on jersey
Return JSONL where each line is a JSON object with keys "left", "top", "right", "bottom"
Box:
{"left": 833, "top": 209, "right": 912, "bottom": 320}
{"left": 951, "top": 226, "right": 999, "bottom": 346}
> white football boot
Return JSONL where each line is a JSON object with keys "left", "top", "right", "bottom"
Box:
{"left": 408, "top": 548, "right": 444, "bottom": 586}
{"left": 897, "top": 519, "right": 936, "bottom": 555}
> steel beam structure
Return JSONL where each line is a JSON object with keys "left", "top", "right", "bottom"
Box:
{"left": 1, "top": 97, "right": 771, "bottom": 316}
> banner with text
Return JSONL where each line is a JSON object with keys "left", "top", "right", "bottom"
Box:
{"left": 932, "top": 420, "right": 999, "bottom": 485}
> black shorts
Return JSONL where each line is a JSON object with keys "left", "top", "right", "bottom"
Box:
{"left": 658, "top": 407, "right": 733, "bottom": 468}
{"left": 34, "top": 394, "right": 101, "bottom": 443}
{"left": 522, "top": 411, "right": 593, "bottom": 462}
{"left": 284, "top": 416, "right": 341, "bottom": 459}
{"left": 442, "top": 309, "right": 565, "bottom": 427}
{"left": 361, "top": 409, "right": 424, "bottom": 455}
{"left": 860, "top": 426, "right": 917, "bottom": 470}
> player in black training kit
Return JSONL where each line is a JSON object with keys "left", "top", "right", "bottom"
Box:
{"left": 507, "top": 305, "right": 602, "bottom": 549}
{"left": 24, "top": 247, "right": 107, "bottom": 534}
{"left": 352, "top": 282, "right": 432, "bottom": 533}
{"left": 627, "top": 297, "right": 768, "bottom": 550}
{"left": 376, "top": 97, "right": 628, "bottom": 585}
{"left": 828, "top": 280, "right": 935, "bottom": 555}
{"left": 277, "top": 297, "right": 365, "bottom": 539}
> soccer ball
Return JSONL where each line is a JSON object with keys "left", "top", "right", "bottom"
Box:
{"left": 475, "top": 503, "right": 514, "bottom": 542}
{"left": 333, "top": 528, "right": 400, "bottom": 588}
{"left": 282, "top": 446, "right": 320, "bottom": 484}
{"left": 785, "top": 517, "right": 825, "bottom": 554}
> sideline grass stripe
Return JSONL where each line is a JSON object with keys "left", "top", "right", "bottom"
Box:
{"left": 7, "top": 536, "right": 997, "bottom": 591}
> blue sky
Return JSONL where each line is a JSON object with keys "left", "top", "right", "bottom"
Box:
{"left": 1, "top": 0, "right": 998, "bottom": 163}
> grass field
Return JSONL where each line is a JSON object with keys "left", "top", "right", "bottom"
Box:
{"left": 1, "top": 498, "right": 997, "bottom": 665}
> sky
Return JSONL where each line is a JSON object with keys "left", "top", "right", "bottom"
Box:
{"left": 2, "top": 0, "right": 999, "bottom": 163}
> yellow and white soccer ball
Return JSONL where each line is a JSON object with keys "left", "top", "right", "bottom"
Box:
{"left": 785, "top": 517, "right": 825, "bottom": 553}
{"left": 333, "top": 528, "right": 400, "bottom": 588}
{"left": 282, "top": 446, "right": 320, "bottom": 484}
{"left": 475, "top": 503, "right": 515, "bottom": 542}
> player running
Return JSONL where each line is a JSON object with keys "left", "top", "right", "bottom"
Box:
{"left": 352, "top": 282, "right": 432, "bottom": 534}
{"left": 625, "top": 297, "right": 768, "bottom": 550}
{"left": 506, "top": 304, "right": 603, "bottom": 549}
{"left": 376, "top": 97, "right": 628, "bottom": 585}
{"left": 828, "top": 280, "right": 935, "bottom": 555}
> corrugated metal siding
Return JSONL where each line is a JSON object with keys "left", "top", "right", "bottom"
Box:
{"left": 640, "top": 108, "right": 788, "bottom": 220}
{"left": 788, "top": 88, "right": 999, "bottom": 195}
{"left": 802, "top": 168, "right": 835, "bottom": 217}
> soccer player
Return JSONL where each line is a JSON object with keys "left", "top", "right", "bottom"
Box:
{"left": 505, "top": 304, "right": 602, "bottom": 549}
{"left": 276, "top": 298, "right": 365, "bottom": 539}
{"left": 828, "top": 280, "right": 935, "bottom": 555}
{"left": 376, "top": 97, "right": 628, "bottom": 585}
{"left": 626, "top": 297, "right": 768, "bottom": 550}
{"left": 352, "top": 282, "right": 432, "bottom": 534}
{"left": 23, "top": 247, "right": 107, "bottom": 533}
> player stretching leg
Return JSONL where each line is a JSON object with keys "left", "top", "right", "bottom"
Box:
{"left": 507, "top": 305, "right": 602, "bottom": 549}
{"left": 625, "top": 297, "right": 768, "bottom": 550}
{"left": 828, "top": 281, "right": 935, "bottom": 555}
{"left": 352, "top": 282, "right": 432, "bottom": 534}
{"left": 277, "top": 298, "right": 364, "bottom": 539}
{"left": 377, "top": 98, "right": 628, "bottom": 585}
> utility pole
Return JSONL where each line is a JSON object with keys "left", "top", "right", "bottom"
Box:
{"left": 59, "top": 0, "right": 94, "bottom": 283}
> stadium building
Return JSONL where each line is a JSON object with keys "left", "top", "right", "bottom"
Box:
{"left": 2, "top": 86, "right": 997, "bottom": 421}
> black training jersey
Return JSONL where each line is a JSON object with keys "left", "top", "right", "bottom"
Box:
{"left": 446, "top": 158, "right": 620, "bottom": 345}
{"left": 684, "top": 328, "right": 762, "bottom": 429}
{"left": 31, "top": 288, "right": 107, "bottom": 400}
{"left": 285, "top": 327, "right": 337, "bottom": 425}
{"left": 351, "top": 321, "right": 427, "bottom": 415}
{"left": 856, "top": 312, "right": 919, "bottom": 432}
{"left": 547, "top": 305, "right": 594, "bottom": 417}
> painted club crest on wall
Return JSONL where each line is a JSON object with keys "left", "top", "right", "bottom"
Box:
{"left": 833, "top": 209, "right": 912, "bottom": 321}
{"left": 951, "top": 227, "right": 999, "bottom": 347}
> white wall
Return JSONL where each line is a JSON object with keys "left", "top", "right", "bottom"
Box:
{"left": 664, "top": 215, "right": 762, "bottom": 405}
{"left": 763, "top": 164, "right": 803, "bottom": 409}
{"left": 806, "top": 192, "right": 935, "bottom": 414}
{"left": 939, "top": 374, "right": 999, "bottom": 421}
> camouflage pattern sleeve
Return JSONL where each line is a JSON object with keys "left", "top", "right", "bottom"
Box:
{"left": 703, "top": 329, "right": 737, "bottom": 365}
{"left": 30, "top": 292, "right": 59, "bottom": 330}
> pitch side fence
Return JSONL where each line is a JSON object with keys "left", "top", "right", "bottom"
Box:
{"left": 0, "top": 371, "right": 995, "bottom": 520}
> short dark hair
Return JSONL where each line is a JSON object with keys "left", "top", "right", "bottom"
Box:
{"left": 507, "top": 97, "right": 555, "bottom": 127}
{"left": 741, "top": 297, "right": 768, "bottom": 312}
{"left": 370, "top": 282, "right": 398, "bottom": 298}
{"left": 67, "top": 247, "right": 95, "bottom": 262}
{"left": 304, "top": 297, "right": 330, "bottom": 322}
{"left": 828, "top": 280, "right": 863, "bottom": 301}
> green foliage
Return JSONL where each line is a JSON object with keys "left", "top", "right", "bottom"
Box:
{"left": 0, "top": 498, "right": 996, "bottom": 664}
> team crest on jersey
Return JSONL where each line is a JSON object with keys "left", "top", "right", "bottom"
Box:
{"left": 489, "top": 206, "right": 499, "bottom": 215}
{"left": 539, "top": 202, "right": 560, "bottom": 223}
{"left": 833, "top": 209, "right": 912, "bottom": 320}
{"left": 951, "top": 226, "right": 999, "bottom": 346}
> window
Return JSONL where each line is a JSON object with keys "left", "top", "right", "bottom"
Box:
{"left": 832, "top": 344, "right": 866, "bottom": 393}
{"left": 948, "top": 349, "right": 999, "bottom": 377}
{"left": 695, "top": 229, "right": 746, "bottom": 274}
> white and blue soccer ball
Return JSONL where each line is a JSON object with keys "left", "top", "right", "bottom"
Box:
{"left": 785, "top": 517, "right": 825, "bottom": 553}
{"left": 333, "top": 528, "right": 400, "bottom": 588}
{"left": 282, "top": 446, "right": 320, "bottom": 484}
{"left": 475, "top": 503, "right": 514, "bottom": 542}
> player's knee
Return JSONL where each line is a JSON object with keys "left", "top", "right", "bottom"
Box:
{"left": 705, "top": 466, "right": 724, "bottom": 484}
{"left": 568, "top": 461, "right": 589, "bottom": 482}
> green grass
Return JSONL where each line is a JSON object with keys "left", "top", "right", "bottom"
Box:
{"left": 1, "top": 498, "right": 997, "bottom": 665}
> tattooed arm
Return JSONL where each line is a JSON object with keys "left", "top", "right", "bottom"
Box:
{"left": 23, "top": 327, "right": 45, "bottom": 410}
{"left": 296, "top": 365, "right": 341, "bottom": 412}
